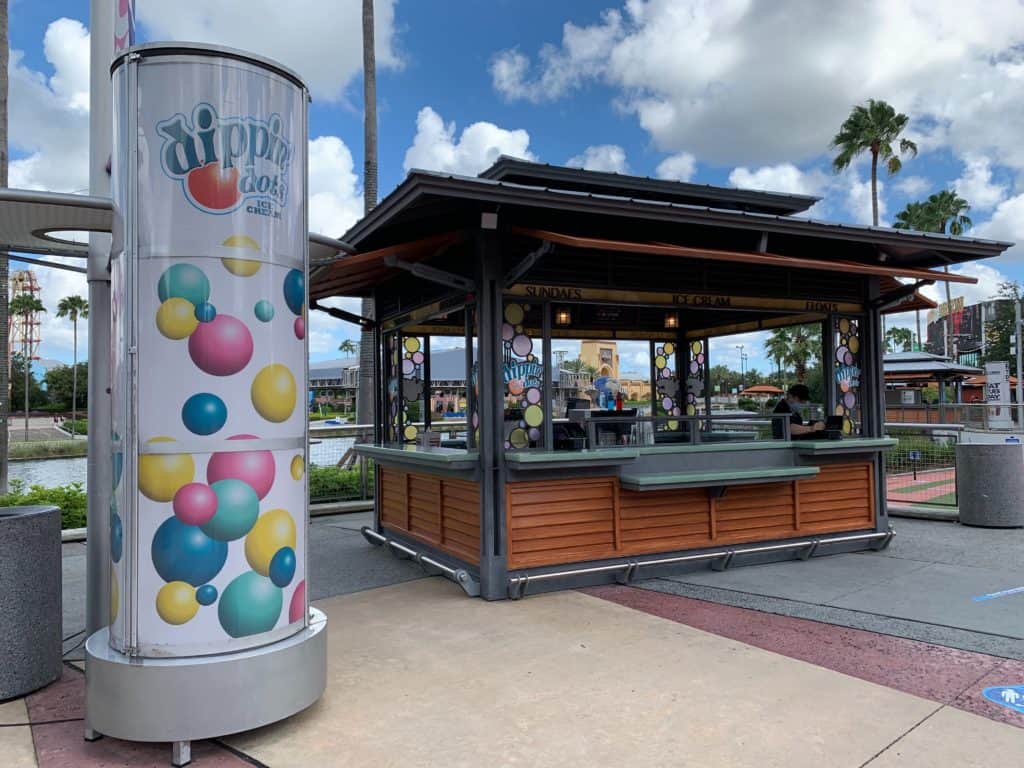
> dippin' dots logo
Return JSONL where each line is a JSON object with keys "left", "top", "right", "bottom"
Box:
{"left": 157, "top": 103, "right": 291, "bottom": 218}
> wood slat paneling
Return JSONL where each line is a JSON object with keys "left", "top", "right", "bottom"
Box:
{"left": 377, "top": 468, "right": 481, "bottom": 565}
{"left": 796, "top": 461, "right": 874, "bottom": 534}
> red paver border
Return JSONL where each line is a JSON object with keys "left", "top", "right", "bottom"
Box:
{"left": 585, "top": 584, "right": 1024, "bottom": 729}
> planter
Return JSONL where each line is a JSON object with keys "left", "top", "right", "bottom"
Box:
{"left": 0, "top": 505, "right": 62, "bottom": 698}
{"left": 956, "top": 443, "right": 1024, "bottom": 528}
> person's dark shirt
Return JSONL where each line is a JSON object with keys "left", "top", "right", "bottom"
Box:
{"left": 772, "top": 398, "right": 803, "bottom": 439}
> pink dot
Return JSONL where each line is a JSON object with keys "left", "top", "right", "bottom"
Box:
{"left": 662, "top": 397, "right": 673, "bottom": 410}
{"left": 294, "top": 316, "right": 305, "bottom": 340}
{"left": 172, "top": 483, "right": 218, "bottom": 526}
{"left": 207, "top": 434, "right": 275, "bottom": 500}
{"left": 187, "top": 314, "right": 253, "bottom": 376}
{"left": 288, "top": 580, "right": 306, "bottom": 623}
{"left": 526, "top": 387, "right": 541, "bottom": 404}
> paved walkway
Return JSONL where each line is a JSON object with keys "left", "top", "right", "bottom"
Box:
{"left": 5, "top": 514, "right": 1023, "bottom": 766}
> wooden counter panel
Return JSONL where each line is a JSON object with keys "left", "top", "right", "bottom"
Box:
{"left": 796, "top": 461, "right": 874, "bottom": 534}
{"left": 378, "top": 467, "right": 481, "bottom": 565}
{"left": 618, "top": 487, "right": 712, "bottom": 554}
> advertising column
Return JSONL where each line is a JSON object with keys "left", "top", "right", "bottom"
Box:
{"left": 90, "top": 45, "right": 325, "bottom": 761}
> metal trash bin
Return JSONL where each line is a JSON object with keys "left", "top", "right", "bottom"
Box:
{"left": 0, "top": 505, "right": 62, "bottom": 698}
{"left": 956, "top": 443, "right": 1024, "bottom": 528}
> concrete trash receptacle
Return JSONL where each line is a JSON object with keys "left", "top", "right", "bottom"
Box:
{"left": 956, "top": 443, "right": 1024, "bottom": 528}
{"left": 0, "top": 505, "right": 62, "bottom": 698}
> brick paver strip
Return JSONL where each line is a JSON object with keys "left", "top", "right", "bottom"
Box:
{"left": 25, "top": 666, "right": 254, "bottom": 767}
{"left": 587, "top": 585, "right": 1024, "bottom": 729}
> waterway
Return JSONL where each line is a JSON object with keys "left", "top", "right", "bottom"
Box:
{"left": 9, "top": 436, "right": 357, "bottom": 490}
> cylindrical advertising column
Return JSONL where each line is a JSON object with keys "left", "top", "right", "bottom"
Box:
{"left": 88, "top": 44, "right": 324, "bottom": 754}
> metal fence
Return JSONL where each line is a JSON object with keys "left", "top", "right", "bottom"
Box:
{"left": 884, "top": 423, "right": 961, "bottom": 507}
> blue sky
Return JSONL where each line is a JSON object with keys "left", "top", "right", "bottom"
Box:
{"left": 9, "top": 1, "right": 1024, "bottom": 375}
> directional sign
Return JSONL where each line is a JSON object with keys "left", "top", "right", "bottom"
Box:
{"left": 983, "top": 686, "right": 1024, "bottom": 714}
{"left": 908, "top": 450, "right": 922, "bottom": 461}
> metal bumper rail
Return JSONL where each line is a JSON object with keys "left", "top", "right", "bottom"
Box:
{"left": 506, "top": 528, "right": 894, "bottom": 600}
{"left": 361, "top": 527, "right": 481, "bottom": 597}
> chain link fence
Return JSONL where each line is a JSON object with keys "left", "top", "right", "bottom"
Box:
{"left": 885, "top": 423, "right": 960, "bottom": 507}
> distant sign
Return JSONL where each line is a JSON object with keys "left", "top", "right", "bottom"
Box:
{"left": 983, "top": 686, "right": 1024, "bottom": 714}
{"left": 908, "top": 450, "right": 921, "bottom": 461}
{"left": 926, "top": 296, "right": 964, "bottom": 323}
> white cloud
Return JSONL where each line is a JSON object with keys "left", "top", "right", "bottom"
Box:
{"left": 137, "top": 0, "right": 401, "bottom": 101}
{"left": 728, "top": 163, "right": 825, "bottom": 197}
{"left": 308, "top": 136, "right": 363, "bottom": 238}
{"left": 952, "top": 154, "right": 1007, "bottom": 212}
{"left": 975, "top": 193, "right": 1024, "bottom": 262}
{"left": 403, "top": 106, "right": 535, "bottom": 176}
{"left": 654, "top": 152, "right": 697, "bottom": 182}
{"left": 566, "top": 144, "right": 628, "bottom": 173}
{"left": 491, "top": 1, "right": 1024, "bottom": 170}
{"left": 918, "top": 261, "right": 1012, "bottom": 307}
{"left": 846, "top": 173, "right": 886, "bottom": 226}
{"left": 9, "top": 19, "right": 90, "bottom": 193}
{"left": 895, "top": 175, "right": 931, "bottom": 198}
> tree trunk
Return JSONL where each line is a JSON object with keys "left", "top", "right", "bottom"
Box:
{"left": 0, "top": 0, "right": 10, "bottom": 492}
{"left": 355, "top": 0, "right": 378, "bottom": 439}
{"left": 22, "top": 331, "right": 27, "bottom": 440}
{"left": 870, "top": 149, "right": 879, "bottom": 227}
{"left": 71, "top": 318, "right": 77, "bottom": 437}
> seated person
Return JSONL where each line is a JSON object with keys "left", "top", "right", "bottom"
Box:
{"left": 772, "top": 384, "right": 825, "bottom": 440}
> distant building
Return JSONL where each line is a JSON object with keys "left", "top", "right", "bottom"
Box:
{"left": 577, "top": 340, "right": 650, "bottom": 402}
{"left": 925, "top": 298, "right": 1010, "bottom": 366}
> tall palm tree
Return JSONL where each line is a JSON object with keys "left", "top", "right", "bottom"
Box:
{"left": 56, "top": 295, "right": 88, "bottom": 436}
{"left": 831, "top": 99, "right": 918, "bottom": 226}
{"left": 9, "top": 293, "right": 44, "bottom": 439}
{"left": 356, "top": 0, "right": 377, "bottom": 436}
{"left": 338, "top": 339, "right": 359, "bottom": 356}
{"left": 893, "top": 190, "right": 972, "bottom": 358}
{"left": 0, "top": 0, "right": 10, "bottom": 492}
{"left": 885, "top": 327, "right": 913, "bottom": 353}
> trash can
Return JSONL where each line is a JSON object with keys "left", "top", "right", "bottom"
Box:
{"left": 956, "top": 443, "right": 1024, "bottom": 528}
{"left": 0, "top": 505, "right": 62, "bottom": 698}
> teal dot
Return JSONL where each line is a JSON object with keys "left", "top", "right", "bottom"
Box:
{"left": 254, "top": 300, "right": 275, "bottom": 323}
{"left": 158, "top": 264, "right": 210, "bottom": 307}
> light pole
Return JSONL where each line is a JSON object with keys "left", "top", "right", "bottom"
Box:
{"left": 735, "top": 344, "right": 746, "bottom": 390}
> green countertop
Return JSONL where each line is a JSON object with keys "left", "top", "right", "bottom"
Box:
{"left": 620, "top": 465, "right": 819, "bottom": 491}
{"left": 792, "top": 438, "right": 897, "bottom": 454}
{"left": 504, "top": 447, "right": 639, "bottom": 469}
{"left": 354, "top": 444, "right": 479, "bottom": 470}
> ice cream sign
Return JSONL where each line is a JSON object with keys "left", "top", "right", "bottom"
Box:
{"left": 157, "top": 104, "right": 292, "bottom": 217}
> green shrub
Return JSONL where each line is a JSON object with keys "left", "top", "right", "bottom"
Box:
{"left": 64, "top": 419, "right": 88, "bottom": 436}
{"left": 308, "top": 463, "right": 375, "bottom": 502}
{"left": 10, "top": 440, "right": 89, "bottom": 459}
{"left": 0, "top": 479, "right": 87, "bottom": 529}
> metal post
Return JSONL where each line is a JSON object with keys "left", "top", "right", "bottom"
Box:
{"left": 85, "top": 0, "right": 114, "bottom": 643}
{"left": 541, "top": 302, "right": 552, "bottom": 449}
{"left": 1016, "top": 299, "right": 1023, "bottom": 427}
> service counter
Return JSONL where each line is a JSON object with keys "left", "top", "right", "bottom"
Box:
{"left": 356, "top": 438, "right": 895, "bottom": 584}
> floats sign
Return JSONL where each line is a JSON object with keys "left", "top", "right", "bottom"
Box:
{"left": 157, "top": 103, "right": 292, "bottom": 218}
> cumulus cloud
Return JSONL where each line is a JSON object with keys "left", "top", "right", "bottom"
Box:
{"left": 975, "top": 193, "right": 1024, "bottom": 262}
{"left": 137, "top": 0, "right": 401, "bottom": 101}
{"left": 308, "top": 136, "right": 363, "bottom": 237}
{"left": 491, "top": 1, "right": 1024, "bottom": 169}
{"left": 654, "top": 152, "right": 697, "bottom": 182}
{"left": 566, "top": 144, "right": 628, "bottom": 173}
{"left": 952, "top": 154, "right": 1007, "bottom": 212}
{"left": 895, "top": 175, "right": 931, "bottom": 198}
{"left": 918, "top": 262, "right": 1013, "bottom": 307}
{"left": 403, "top": 106, "right": 535, "bottom": 176}
{"left": 9, "top": 18, "right": 90, "bottom": 193}
{"left": 728, "top": 163, "right": 825, "bottom": 197}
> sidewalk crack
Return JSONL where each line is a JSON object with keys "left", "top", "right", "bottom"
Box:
{"left": 858, "top": 703, "right": 945, "bottom": 767}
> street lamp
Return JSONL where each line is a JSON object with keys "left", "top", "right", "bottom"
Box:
{"left": 735, "top": 344, "right": 747, "bottom": 389}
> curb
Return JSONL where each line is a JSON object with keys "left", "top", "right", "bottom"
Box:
{"left": 887, "top": 502, "right": 959, "bottom": 522}
{"left": 60, "top": 500, "right": 374, "bottom": 543}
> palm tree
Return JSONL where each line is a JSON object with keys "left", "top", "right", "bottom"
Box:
{"left": 885, "top": 327, "right": 913, "bottom": 353}
{"left": 338, "top": 339, "right": 359, "bottom": 356}
{"left": 831, "top": 99, "right": 918, "bottom": 226}
{"left": 9, "top": 292, "right": 44, "bottom": 439}
{"left": 356, "top": 0, "right": 377, "bottom": 436}
{"left": 0, "top": 0, "right": 10, "bottom": 492}
{"left": 56, "top": 295, "right": 88, "bottom": 436}
{"left": 764, "top": 324, "right": 822, "bottom": 384}
{"left": 894, "top": 190, "right": 972, "bottom": 358}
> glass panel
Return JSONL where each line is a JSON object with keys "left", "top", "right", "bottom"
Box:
{"left": 834, "top": 316, "right": 862, "bottom": 435}
{"left": 654, "top": 341, "right": 682, "bottom": 432}
{"left": 400, "top": 335, "right": 425, "bottom": 443}
{"left": 686, "top": 339, "right": 707, "bottom": 417}
{"left": 502, "top": 301, "right": 545, "bottom": 450}
{"left": 384, "top": 332, "right": 401, "bottom": 444}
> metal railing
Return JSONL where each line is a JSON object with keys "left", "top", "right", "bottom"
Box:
{"left": 884, "top": 422, "right": 961, "bottom": 507}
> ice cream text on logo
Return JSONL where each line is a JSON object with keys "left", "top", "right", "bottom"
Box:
{"left": 157, "top": 103, "right": 291, "bottom": 218}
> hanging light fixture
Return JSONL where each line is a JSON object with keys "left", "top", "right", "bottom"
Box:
{"left": 555, "top": 307, "right": 572, "bottom": 326}
{"left": 664, "top": 312, "right": 679, "bottom": 329}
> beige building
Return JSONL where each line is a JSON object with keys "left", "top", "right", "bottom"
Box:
{"left": 579, "top": 340, "right": 649, "bottom": 403}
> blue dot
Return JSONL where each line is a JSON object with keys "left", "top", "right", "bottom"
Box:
{"left": 181, "top": 392, "right": 228, "bottom": 436}
{"left": 254, "top": 299, "right": 275, "bottom": 322}
{"left": 196, "top": 584, "right": 218, "bottom": 606}
{"left": 268, "top": 546, "right": 296, "bottom": 588}
{"left": 283, "top": 269, "right": 304, "bottom": 316}
{"left": 195, "top": 302, "right": 217, "bottom": 323}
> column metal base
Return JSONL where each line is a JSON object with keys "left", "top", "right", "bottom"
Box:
{"left": 85, "top": 608, "right": 326, "bottom": 744}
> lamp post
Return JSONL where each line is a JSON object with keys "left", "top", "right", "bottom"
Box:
{"left": 735, "top": 344, "right": 746, "bottom": 390}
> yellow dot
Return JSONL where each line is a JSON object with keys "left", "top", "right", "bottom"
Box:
{"left": 156, "top": 297, "right": 198, "bottom": 340}
{"left": 843, "top": 418, "right": 854, "bottom": 434}
{"left": 509, "top": 428, "right": 529, "bottom": 448}
{"left": 222, "top": 258, "right": 262, "bottom": 277}
{"left": 404, "top": 425, "right": 418, "bottom": 440}
{"left": 138, "top": 437, "right": 194, "bottom": 502}
{"left": 667, "top": 420, "right": 679, "bottom": 431}
{"left": 109, "top": 565, "right": 119, "bottom": 626}
{"left": 251, "top": 364, "right": 297, "bottom": 423}
{"left": 290, "top": 455, "right": 305, "bottom": 481}
{"left": 524, "top": 404, "right": 544, "bottom": 427}
{"left": 504, "top": 304, "right": 524, "bottom": 325}
{"left": 848, "top": 337, "right": 860, "bottom": 353}
{"left": 691, "top": 341, "right": 702, "bottom": 355}
{"left": 404, "top": 337, "right": 420, "bottom": 353}
{"left": 245, "top": 508, "right": 297, "bottom": 576}
{"left": 156, "top": 581, "right": 199, "bottom": 625}
{"left": 655, "top": 355, "right": 667, "bottom": 370}
{"left": 223, "top": 234, "right": 260, "bottom": 249}
{"left": 686, "top": 404, "right": 696, "bottom": 415}
{"left": 839, "top": 318, "right": 850, "bottom": 334}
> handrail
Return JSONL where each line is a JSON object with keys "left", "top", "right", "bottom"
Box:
{"left": 885, "top": 422, "right": 964, "bottom": 432}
